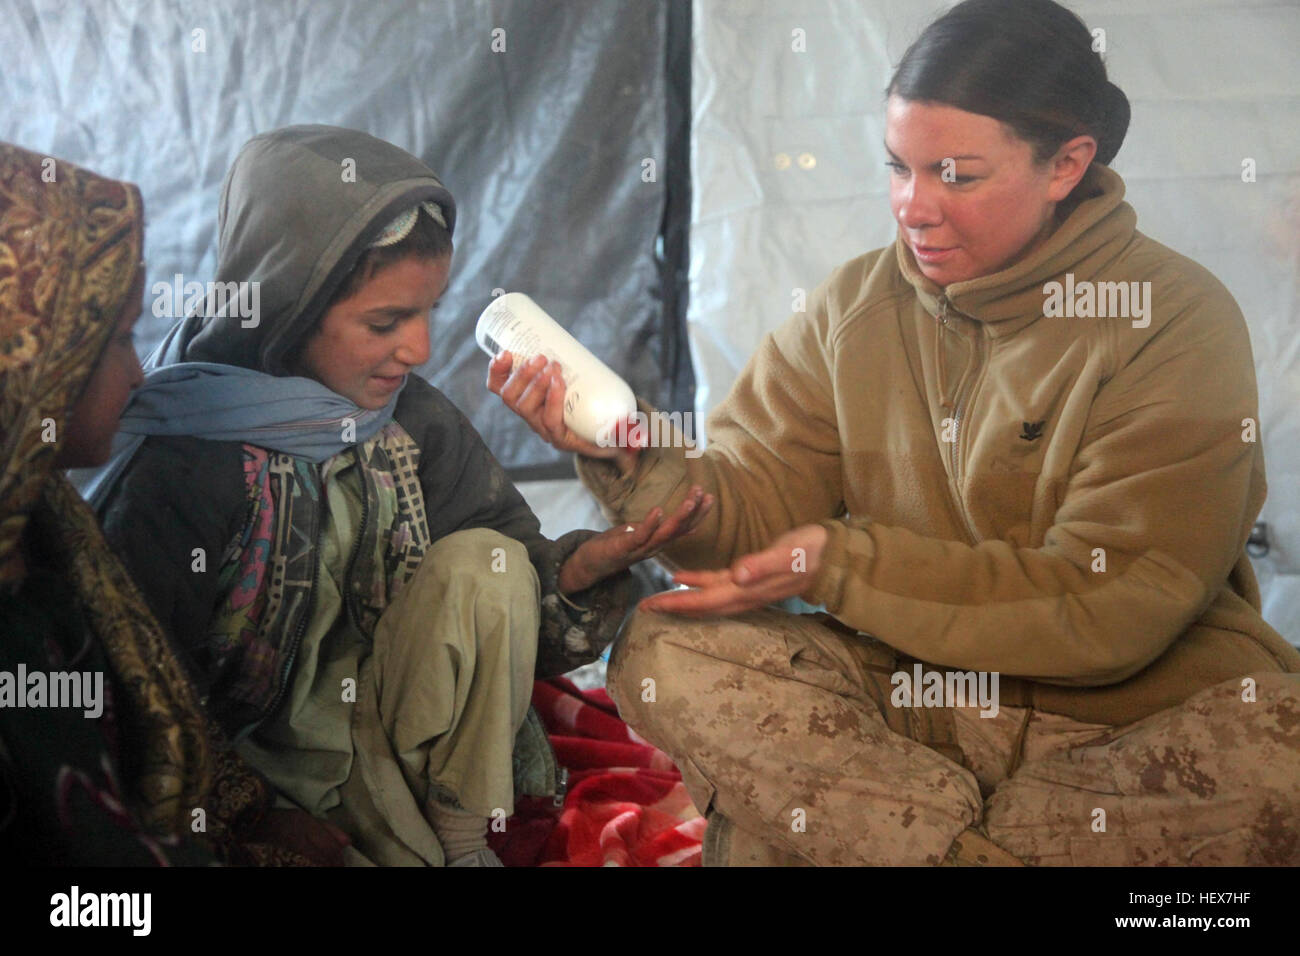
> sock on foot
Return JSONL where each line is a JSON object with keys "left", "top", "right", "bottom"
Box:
{"left": 425, "top": 799, "right": 492, "bottom": 863}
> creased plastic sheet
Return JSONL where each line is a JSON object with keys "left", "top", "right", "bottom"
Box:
{"left": 689, "top": 0, "right": 1300, "bottom": 639}
{"left": 0, "top": 0, "right": 680, "bottom": 477}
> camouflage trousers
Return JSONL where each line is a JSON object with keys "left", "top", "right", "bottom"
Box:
{"left": 607, "top": 607, "right": 1300, "bottom": 866}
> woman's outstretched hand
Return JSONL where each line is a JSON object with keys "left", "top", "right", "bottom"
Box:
{"left": 557, "top": 486, "right": 715, "bottom": 594}
{"left": 487, "top": 350, "right": 642, "bottom": 475}
{"left": 637, "top": 523, "right": 829, "bottom": 617}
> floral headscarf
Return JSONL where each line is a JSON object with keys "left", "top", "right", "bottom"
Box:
{"left": 0, "top": 143, "right": 211, "bottom": 835}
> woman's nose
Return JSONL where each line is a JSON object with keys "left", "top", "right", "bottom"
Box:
{"left": 394, "top": 314, "right": 431, "bottom": 367}
{"left": 895, "top": 175, "right": 943, "bottom": 230}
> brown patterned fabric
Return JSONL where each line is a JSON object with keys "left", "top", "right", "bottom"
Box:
{"left": 0, "top": 143, "right": 212, "bottom": 836}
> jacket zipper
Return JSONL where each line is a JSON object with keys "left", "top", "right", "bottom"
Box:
{"left": 553, "top": 766, "right": 569, "bottom": 808}
{"left": 937, "top": 296, "right": 985, "bottom": 545}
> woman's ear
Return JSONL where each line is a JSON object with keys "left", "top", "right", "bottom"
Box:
{"left": 1047, "top": 135, "right": 1098, "bottom": 202}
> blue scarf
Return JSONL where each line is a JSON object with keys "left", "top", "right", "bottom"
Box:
{"left": 75, "top": 362, "right": 404, "bottom": 508}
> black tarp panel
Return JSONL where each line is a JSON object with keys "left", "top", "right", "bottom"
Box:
{"left": 0, "top": 0, "right": 692, "bottom": 477}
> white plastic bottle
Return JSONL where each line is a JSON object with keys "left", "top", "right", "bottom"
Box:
{"left": 476, "top": 292, "right": 637, "bottom": 446}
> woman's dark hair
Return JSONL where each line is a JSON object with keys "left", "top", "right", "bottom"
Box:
{"left": 327, "top": 205, "right": 453, "bottom": 307}
{"left": 887, "top": 0, "right": 1130, "bottom": 167}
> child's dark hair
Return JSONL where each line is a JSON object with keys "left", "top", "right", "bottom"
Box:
{"left": 887, "top": 0, "right": 1130, "bottom": 168}
{"left": 327, "top": 206, "right": 453, "bottom": 308}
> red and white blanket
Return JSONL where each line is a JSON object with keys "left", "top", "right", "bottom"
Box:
{"left": 488, "top": 677, "right": 705, "bottom": 867}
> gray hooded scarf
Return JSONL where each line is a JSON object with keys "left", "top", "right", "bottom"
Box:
{"left": 156, "top": 124, "right": 457, "bottom": 372}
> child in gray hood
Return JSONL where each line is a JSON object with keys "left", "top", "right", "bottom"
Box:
{"left": 89, "top": 125, "right": 711, "bottom": 866}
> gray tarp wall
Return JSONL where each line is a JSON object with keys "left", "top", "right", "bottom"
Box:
{"left": 0, "top": 0, "right": 693, "bottom": 480}
{"left": 4, "top": 0, "right": 1298, "bottom": 642}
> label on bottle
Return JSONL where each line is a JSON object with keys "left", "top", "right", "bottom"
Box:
{"left": 477, "top": 301, "right": 580, "bottom": 388}
{"left": 476, "top": 292, "right": 636, "bottom": 445}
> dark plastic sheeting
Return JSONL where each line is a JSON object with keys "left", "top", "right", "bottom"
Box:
{"left": 0, "top": 0, "right": 690, "bottom": 475}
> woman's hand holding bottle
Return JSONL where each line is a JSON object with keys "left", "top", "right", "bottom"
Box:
{"left": 487, "top": 350, "right": 644, "bottom": 476}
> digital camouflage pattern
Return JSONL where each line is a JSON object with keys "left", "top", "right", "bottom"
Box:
{"left": 610, "top": 607, "right": 1300, "bottom": 866}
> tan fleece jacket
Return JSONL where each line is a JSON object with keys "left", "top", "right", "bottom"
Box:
{"left": 578, "top": 163, "right": 1299, "bottom": 726}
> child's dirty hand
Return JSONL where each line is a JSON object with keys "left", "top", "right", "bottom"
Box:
{"left": 556, "top": 485, "right": 714, "bottom": 594}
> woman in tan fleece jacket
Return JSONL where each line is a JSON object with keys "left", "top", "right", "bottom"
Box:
{"left": 490, "top": 0, "right": 1300, "bottom": 866}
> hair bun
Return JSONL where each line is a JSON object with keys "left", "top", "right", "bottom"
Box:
{"left": 1096, "top": 81, "right": 1131, "bottom": 166}
{"left": 887, "top": 0, "right": 1133, "bottom": 173}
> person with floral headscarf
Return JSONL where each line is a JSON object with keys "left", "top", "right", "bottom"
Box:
{"left": 0, "top": 142, "right": 351, "bottom": 865}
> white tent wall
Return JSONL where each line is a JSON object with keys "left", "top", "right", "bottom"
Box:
{"left": 677, "top": 0, "right": 1300, "bottom": 643}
